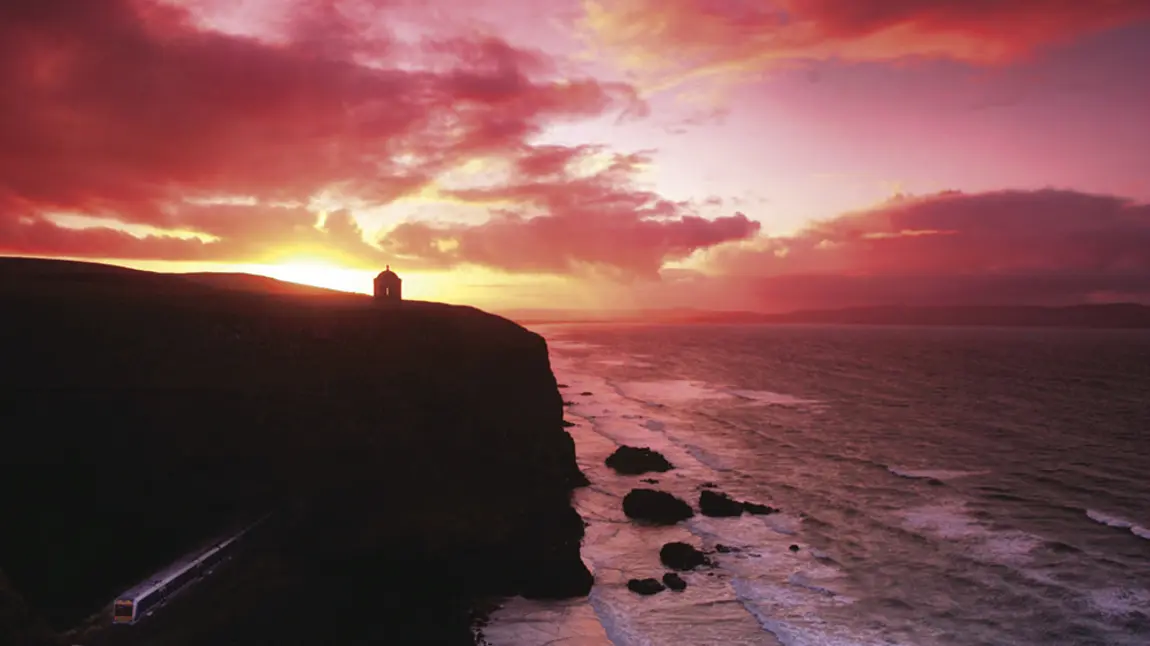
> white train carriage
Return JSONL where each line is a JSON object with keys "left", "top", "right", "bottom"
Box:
{"left": 112, "top": 550, "right": 210, "bottom": 624}
{"left": 112, "top": 517, "right": 266, "bottom": 625}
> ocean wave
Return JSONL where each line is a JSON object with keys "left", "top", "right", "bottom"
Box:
{"left": 597, "top": 358, "right": 654, "bottom": 368}
{"left": 616, "top": 379, "right": 735, "bottom": 405}
{"left": 886, "top": 466, "right": 988, "bottom": 481}
{"left": 613, "top": 379, "right": 822, "bottom": 410}
{"left": 483, "top": 597, "right": 613, "bottom": 646}
{"left": 786, "top": 570, "right": 854, "bottom": 601}
{"left": 731, "top": 578, "right": 890, "bottom": 646}
{"left": 1087, "top": 587, "right": 1150, "bottom": 616}
{"left": 1085, "top": 509, "right": 1150, "bottom": 540}
{"left": 546, "top": 339, "right": 603, "bottom": 351}
{"left": 726, "top": 389, "right": 822, "bottom": 407}
{"left": 900, "top": 500, "right": 1043, "bottom": 564}
{"left": 682, "top": 443, "right": 734, "bottom": 472}
{"left": 583, "top": 587, "right": 653, "bottom": 646}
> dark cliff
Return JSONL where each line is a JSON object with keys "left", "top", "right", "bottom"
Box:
{"left": 0, "top": 257, "right": 590, "bottom": 645}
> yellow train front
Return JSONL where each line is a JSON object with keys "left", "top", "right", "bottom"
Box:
{"left": 112, "top": 599, "right": 136, "bottom": 624}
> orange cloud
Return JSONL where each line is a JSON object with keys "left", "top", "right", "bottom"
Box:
{"left": 0, "top": 0, "right": 649, "bottom": 270}
{"left": 582, "top": 0, "right": 1150, "bottom": 90}
{"left": 0, "top": 204, "right": 384, "bottom": 267}
{"left": 381, "top": 146, "right": 761, "bottom": 276}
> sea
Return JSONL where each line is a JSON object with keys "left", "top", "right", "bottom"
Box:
{"left": 480, "top": 323, "right": 1150, "bottom": 646}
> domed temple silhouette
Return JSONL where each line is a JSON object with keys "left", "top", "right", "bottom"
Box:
{"left": 374, "top": 265, "right": 402, "bottom": 302}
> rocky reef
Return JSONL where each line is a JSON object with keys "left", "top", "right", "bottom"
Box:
{"left": 0, "top": 257, "right": 590, "bottom": 645}
{"left": 604, "top": 445, "right": 674, "bottom": 475}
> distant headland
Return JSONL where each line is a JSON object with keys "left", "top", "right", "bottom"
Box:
{"left": 503, "top": 304, "right": 1150, "bottom": 329}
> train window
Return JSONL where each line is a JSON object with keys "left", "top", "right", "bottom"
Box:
{"left": 114, "top": 602, "right": 134, "bottom": 618}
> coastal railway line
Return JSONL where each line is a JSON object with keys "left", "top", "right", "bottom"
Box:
{"left": 65, "top": 514, "right": 271, "bottom": 645}
{"left": 113, "top": 515, "right": 269, "bottom": 626}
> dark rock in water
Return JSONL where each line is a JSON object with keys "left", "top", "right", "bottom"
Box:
{"left": 789, "top": 544, "right": 800, "bottom": 552}
{"left": 699, "top": 490, "right": 744, "bottom": 517}
{"left": 622, "top": 489, "right": 694, "bottom": 525}
{"left": 700, "top": 481, "right": 718, "bottom": 489}
{"left": 627, "top": 578, "right": 665, "bottom": 595}
{"left": 561, "top": 419, "right": 576, "bottom": 428}
{"left": 715, "top": 544, "right": 737, "bottom": 554}
{"left": 605, "top": 446, "right": 674, "bottom": 475}
{"left": 660, "top": 542, "right": 708, "bottom": 570}
{"left": 563, "top": 400, "right": 575, "bottom": 406}
{"left": 743, "top": 501, "right": 779, "bottom": 515}
{"left": 927, "top": 478, "right": 946, "bottom": 486}
{"left": 641, "top": 478, "right": 659, "bottom": 484}
{"left": 662, "top": 572, "right": 687, "bottom": 592}
{"left": 558, "top": 383, "right": 570, "bottom": 388}
{"left": 580, "top": 391, "right": 593, "bottom": 396}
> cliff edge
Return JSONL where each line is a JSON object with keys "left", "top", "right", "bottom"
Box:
{"left": 0, "top": 257, "right": 590, "bottom": 645}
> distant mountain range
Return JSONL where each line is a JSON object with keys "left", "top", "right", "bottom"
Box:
{"left": 506, "top": 303, "right": 1150, "bottom": 329}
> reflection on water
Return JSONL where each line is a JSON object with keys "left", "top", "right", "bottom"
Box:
{"left": 486, "top": 325, "right": 1150, "bottom": 646}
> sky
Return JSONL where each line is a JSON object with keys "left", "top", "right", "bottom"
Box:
{"left": 2, "top": 0, "right": 1149, "bottom": 312}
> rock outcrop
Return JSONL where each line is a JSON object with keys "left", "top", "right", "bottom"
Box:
{"left": 0, "top": 257, "right": 590, "bottom": 645}
{"left": 659, "top": 542, "right": 709, "bottom": 571}
{"left": 744, "top": 501, "right": 779, "bottom": 515}
{"left": 622, "top": 489, "right": 694, "bottom": 525}
{"left": 699, "top": 490, "right": 779, "bottom": 517}
{"left": 626, "top": 578, "right": 665, "bottom": 595}
{"left": 605, "top": 446, "right": 675, "bottom": 475}
{"left": 699, "top": 490, "right": 746, "bottom": 517}
{"left": 661, "top": 572, "right": 687, "bottom": 592}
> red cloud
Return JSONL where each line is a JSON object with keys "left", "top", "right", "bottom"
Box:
{"left": 796, "top": 0, "right": 1150, "bottom": 52}
{"left": 381, "top": 146, "right": 760, "bottom": 276}
{"left": 0, "top": 0, "right": 649, "bottom": 268}
{"left": 696, "top": 189, "right": 1150, "bottom": 310}
{"left": 585, "top": 0, "right": 1150, "bottom": 82}
{"left": 0, "top": 203, "right": 383, "bottom": 266}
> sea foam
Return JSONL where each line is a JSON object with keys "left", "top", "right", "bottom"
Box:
{"left": 614, "top": 380, "right": 821, "bottom": 409}
{"left": 1085, "top": 509, "right": 1150, "bottom": 541}
{"left": 886, "top": 466, "right": 987, "bottom": 481}
{"left": 900, "top": 500, "right": 1043, "bottom": 564}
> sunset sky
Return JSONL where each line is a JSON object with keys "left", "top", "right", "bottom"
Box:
{"left": 2, "top": 0, "right": 1149, "bottom": 312}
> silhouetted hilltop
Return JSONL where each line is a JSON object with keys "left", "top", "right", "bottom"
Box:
{"left": 177, "top": 271, "right": 352, "bottom": 296}
{"left": 0, "top": 257, "right": 589, "bottom": 645}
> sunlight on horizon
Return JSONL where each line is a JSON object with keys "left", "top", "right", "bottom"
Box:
{"left": 88, "top": 255, "right": 589, "bottom": 309}
{"left": 247, "top": 260, "right": 375, "bottom": 295}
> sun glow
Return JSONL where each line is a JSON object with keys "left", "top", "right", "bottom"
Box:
{"left": 237, "top": 259, "right": 489, "bottom": 305}
{"left": 87, "top": 255, "right": 604, "bottom": 311}
{"left": 252, "top": 261, "right": 375, "bottom": 295}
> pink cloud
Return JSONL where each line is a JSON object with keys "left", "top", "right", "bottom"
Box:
{"left": 584, "top": 0, "right": 1150, "bottom": 84}
{"left": 693, "top": 189, "right": 1150, "bottom": 310}
{"left": 382, "top": 146, "right": 760, "bottom": 276}
{"left": 0, "top": 0, "right": 656, "bottom": 268}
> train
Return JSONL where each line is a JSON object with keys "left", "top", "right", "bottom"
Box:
{"left": 111, "top": 516, "right": 267, "bottom": 625}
